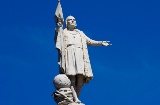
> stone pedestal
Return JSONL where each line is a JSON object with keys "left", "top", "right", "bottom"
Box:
{"left": 52, "top": 74, "right": 85, "bottom": 105}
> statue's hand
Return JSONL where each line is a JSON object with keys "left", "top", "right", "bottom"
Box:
{"left": 57, "top": 21, "right": 63, "bottom": 27}
{"left": 102, "top": 41, "right": 112, "bottom": 46}
{"left": 55, "top": 16, "right": 64, "bottom": 27}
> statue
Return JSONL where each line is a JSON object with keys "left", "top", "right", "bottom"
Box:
{"left": 53, "top": 0, "right": 111, "bottom": 104}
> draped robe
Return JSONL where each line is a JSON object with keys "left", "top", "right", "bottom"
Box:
{"left": 55, "top": 28, "right": 103, "bottom": 81}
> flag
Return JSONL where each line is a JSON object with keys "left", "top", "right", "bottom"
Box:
{"left": 54, "top": 0, "right": 64, "bottom": 23}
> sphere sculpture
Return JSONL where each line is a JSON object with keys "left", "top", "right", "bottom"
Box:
{"left": 54, "top": 74, "right": 71, "bottom": 89}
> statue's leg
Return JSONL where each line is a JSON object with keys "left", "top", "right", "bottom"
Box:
{"left": 68, "top": 75, "right": 76, "bottom": 91}
{"left": 76, "top": 74, "right": 84, "bottom": 97}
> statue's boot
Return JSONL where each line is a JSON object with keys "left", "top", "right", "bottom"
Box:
{"left": 76, "top": 74, "right": 84, "bottom": 97}
{"left": 68, "top": 75, "right": 76, "bottom": 90}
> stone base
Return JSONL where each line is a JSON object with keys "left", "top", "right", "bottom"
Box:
{"left": 68, "top": 103, "right": 85, "bottom": 105}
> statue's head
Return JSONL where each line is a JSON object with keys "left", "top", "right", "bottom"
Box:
{"left": 66, "top": 15, "right": 77, "bottom": 29}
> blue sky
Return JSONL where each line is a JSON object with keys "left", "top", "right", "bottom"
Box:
{"left": 0, "top": 0, "right": 160, "bottom": 105}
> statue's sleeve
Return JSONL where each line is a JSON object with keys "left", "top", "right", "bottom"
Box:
{"left": 55, "top": 27, "right": 62, "bottom": 50}
{"left": 84, "top": 33, "right": 103, "bottom": 46}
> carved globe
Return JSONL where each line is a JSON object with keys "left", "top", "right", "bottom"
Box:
{"left": 53, "top": 74, "right": 71, "bottom": 89}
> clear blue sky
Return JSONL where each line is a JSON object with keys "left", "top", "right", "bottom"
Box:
{"left": 0, "top": 0, "right": 160, "bottom": 105}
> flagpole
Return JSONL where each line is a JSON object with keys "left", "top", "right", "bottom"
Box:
{"left": 54, "top": 0, "right": 65, "bottom": 71}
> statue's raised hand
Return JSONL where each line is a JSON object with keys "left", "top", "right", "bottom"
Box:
{"left": 102, "top": 41, "right": 112, "bottom": 46}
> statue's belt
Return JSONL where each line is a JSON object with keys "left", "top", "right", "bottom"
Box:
{"left": 67, "top": 44, "right": 82, "bottom": 48}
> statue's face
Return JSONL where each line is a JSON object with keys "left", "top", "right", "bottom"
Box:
{"left": 66, "top": 16, "right": 77, "bottom": 28}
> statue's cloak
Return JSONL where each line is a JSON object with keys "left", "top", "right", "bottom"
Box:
{"left": 55, "top": 28, "right": 93, "bottom": 79}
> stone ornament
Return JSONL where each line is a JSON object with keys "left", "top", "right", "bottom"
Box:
{"left": 52, "top": 74, "right": 82, "bottom": 105}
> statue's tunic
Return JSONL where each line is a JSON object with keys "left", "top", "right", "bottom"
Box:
{"left": 66, "top": 30, "right": 85, "bottom": 75}
{"left": 55, "top": 28, "right": 103, "bottom": 80}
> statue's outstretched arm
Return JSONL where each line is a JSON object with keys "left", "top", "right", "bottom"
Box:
{"left": 84, "top": 34, "right": 111, "bottom": 46}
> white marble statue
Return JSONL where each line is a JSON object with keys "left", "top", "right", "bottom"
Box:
{"left": 54, "top": 0, "right": 111, "bottom": 97}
